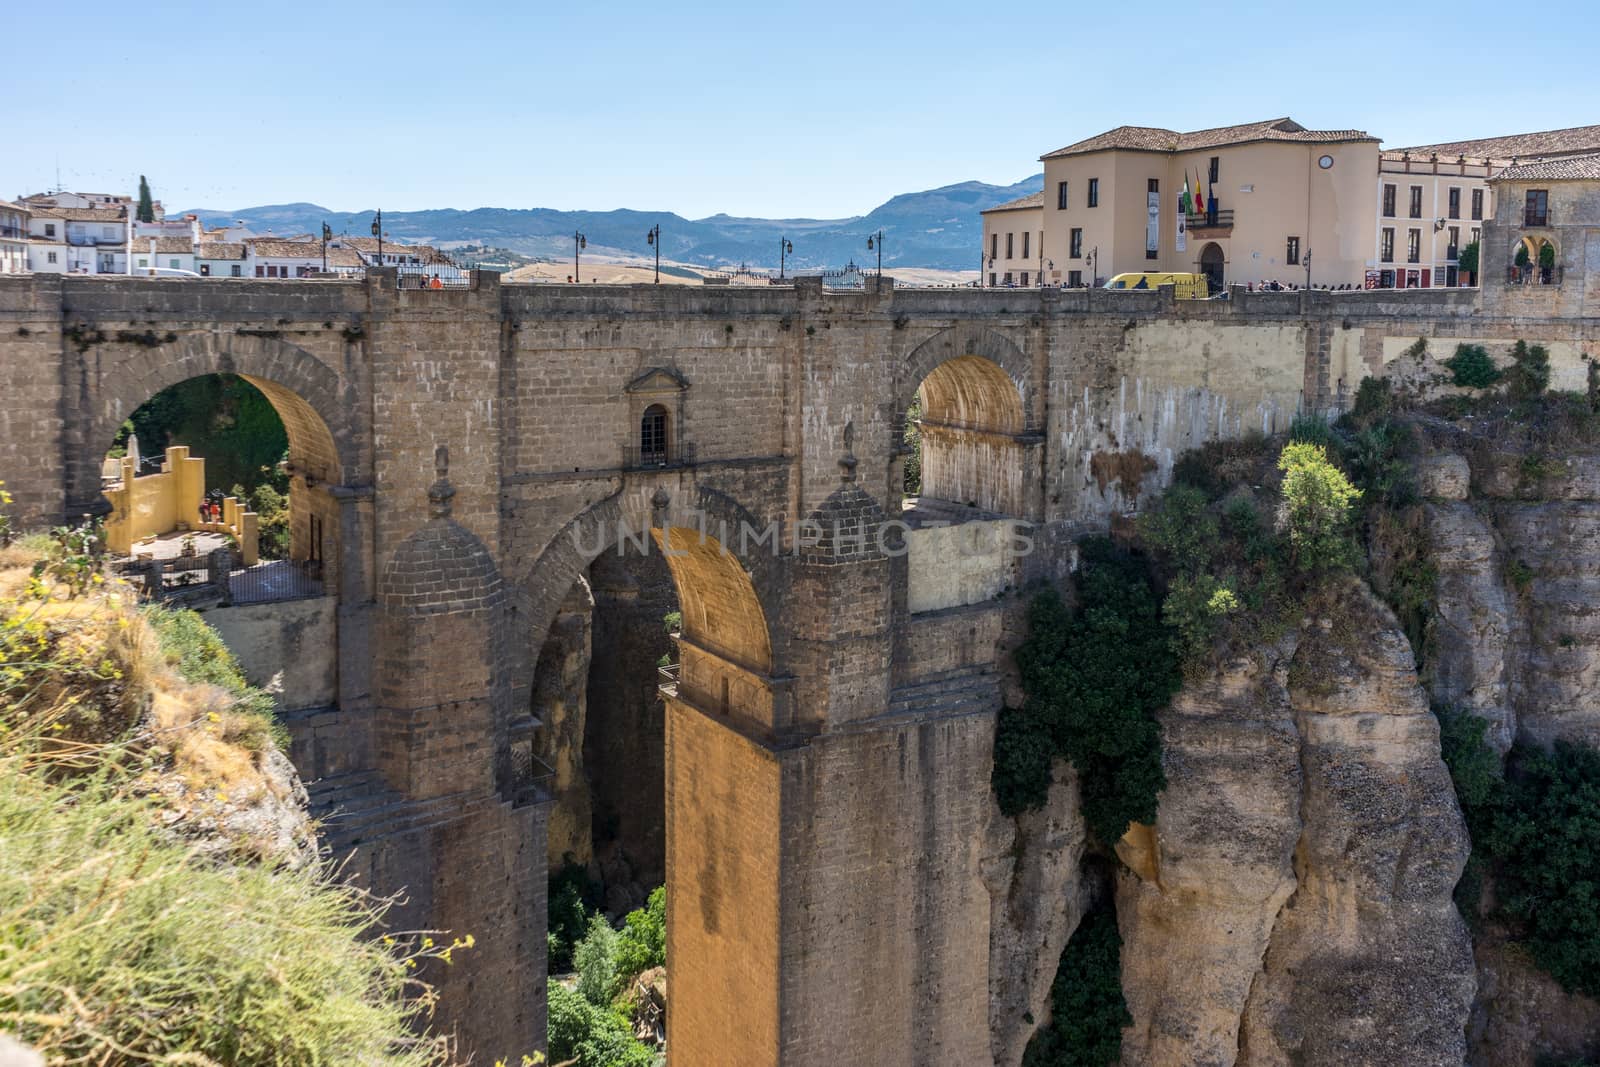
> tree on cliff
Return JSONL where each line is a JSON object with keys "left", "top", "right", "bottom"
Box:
{"left": 136, "top": 175, "right": 155, "bottom": 223}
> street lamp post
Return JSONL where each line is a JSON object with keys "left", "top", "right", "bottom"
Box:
{"left": 370, "top": 210, "right": 383, "bottom": 270}
{"left": 573, "top": 230, "right": 586, "bottom": 283}
{"left": 866, "top": 230, "right": 884, "bottom": 276}
{"left": 1303, "top": 248, "right": 1313, "bottom": 291}
{"left": 780, "top": 237, "right": 793, "bottom": 280}
{"left": 646, "top": 225, "right": 661, "bottom": 284}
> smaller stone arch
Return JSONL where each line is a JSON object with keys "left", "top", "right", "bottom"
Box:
{"left": 899, "top": 326, "right": 1038, "bottom": 519}
{"left": 78, "top": 331, "right": 358, "bottom": 589}
{"left": 898, "top": 323, "right": 1034, "bottom": 427}
{"left": 80, "top": 331, "right": 357, "bottom": 505}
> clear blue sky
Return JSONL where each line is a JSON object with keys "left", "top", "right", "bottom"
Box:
{"left": 5, "top": 0, "right": 1597, "bottom": 220}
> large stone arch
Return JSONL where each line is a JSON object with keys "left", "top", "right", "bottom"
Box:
{"left": 73, "top": 330, "right": 359, "bottom": 511}
{"left": 510, "top": 482, "right": 786, "bottom": 701}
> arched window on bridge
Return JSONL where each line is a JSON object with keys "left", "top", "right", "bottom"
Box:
{"left": 640, "top": 404, "right": 669, "bottom": 465}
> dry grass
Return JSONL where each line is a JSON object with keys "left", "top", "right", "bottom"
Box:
{"left": 0, "top": 548, "right": 477, "bottom": 1065}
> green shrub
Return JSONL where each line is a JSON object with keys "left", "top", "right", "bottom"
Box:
{"left": 547, "top": 982, "right": 653, "bottom": 1067}
{"left": 1539, "top": 242, "right": 1556, "bottom": 270}
{"left": 614, "top": 886, "right": 666, "bottom": 983}
{"left": 903, "top": 397, "right": 923, "bottom": 496}
{"left": 1343, "top": 421, "right": 1416, "bottom": 508}
{"left": 573, "top": 913, "right": 619, "bottom": 1007}
{"left": 1137, "top": 484, "right": 1218, "bottom": 574}
{"left": 1168, "top": 433, "right": 1273, "bottom": 501}
{"left": 548, "top": 859, "right": 600, "bottom": 973}
{"left": 1515, "top": 244, "right": 1531, "bottom": 268}
{"left": 1161, "top": 573, "right": 1239, "bottom": 664}
{"left": 1457, "top": 241, "right": 1479, "bottom": 276}
{"left": 1446, "top": 344, "right": 1502, "bottom": 389}
{"left": 1349, "top": 376, "right": 1394, "bottom": 426}
{"left": 1021, "top": 903, "right": 1131, "bottom": 1067}
{"left": 1505, "top": 340, "right": 1551, "bottom": 401}
{"left": 1276, "top": 442, "right": 1361, "bottom": 573}
{"left": 661, "top": 610, "right": 682, "bottom": 635}
{"left": 1484, "top": 740, "right": 1600, "bottom": 996}
{"left": 992, "top": 540, "right": 1178, "bottom": 845}
{"left": 1287, "top": 412, "right": 1334, "bottom": 448}
{"left": 1436, "top": 707, "right": 1600, "bottom": 998}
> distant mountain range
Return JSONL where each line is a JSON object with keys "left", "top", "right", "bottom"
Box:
{"left": 179, "top": 175, "right": 1044, "bottom": 272}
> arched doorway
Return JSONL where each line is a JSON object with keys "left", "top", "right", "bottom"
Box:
{"left": 1199, "top": 242, "right": 1225, "bottom": 292}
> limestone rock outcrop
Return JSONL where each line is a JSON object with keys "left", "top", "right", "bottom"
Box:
{"left": 985, "top": 759, "right": 1091, "bottom": 1067}
{"left": 1117, "top": 584, "right": 1475, "bottom": 1067}
{"left": 533, "top": 578, "right": 595, "bottom": 867}
{"left": 1405, "top": 443, "right": 1600, "bottom": 1063}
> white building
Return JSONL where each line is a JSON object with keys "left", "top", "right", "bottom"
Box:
{"left": 24, "top": 205, "right": 128, "bottom": 274}
{"left": 197, "top": 241, "right": 247, "bottom": 278}
{"left": 0, "top": 200, "right": 28, "bottom": 274}
{"left": 131, "top": 235, "right": 197, "bottom": 274}
{"left": 245, "top": 237, "right": 328, "bottom": 278}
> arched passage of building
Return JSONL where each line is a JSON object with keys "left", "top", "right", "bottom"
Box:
{"left": 1199, "top": 241, "right": 1226, "bottom": 291}
{"left": 1512, "top": 234, "right": 1558, "bottom": 284}
{"left": 899, "top": 325, "right": 1036, "bottom": 521}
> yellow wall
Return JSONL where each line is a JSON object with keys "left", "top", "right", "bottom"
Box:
{"left": 980, "top": 205, "right": 1044, "bottom": 284}
{"left": 102, "top": 445, "right": 258, "bottom": 563}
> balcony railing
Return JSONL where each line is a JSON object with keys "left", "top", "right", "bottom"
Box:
{"left": 657, "top": 662, "right": 680, "bottom": 698}
{"left": 1185, "top": 208, "right": 1235, "bottom": 230}
{"left": 1507, "top": 265, "right": 1562, "bottom": 286}
{"left": 1524, "top": 209, "right": 1550, "bottom": 227}
{"left": 623, "top": 441, "right": 695, "bottom": 470}
{"left": 396, "top": 265, "right": 473, "bottom": 289}
{"left": 0, "top": 226, "right": 25, "bottom": 239}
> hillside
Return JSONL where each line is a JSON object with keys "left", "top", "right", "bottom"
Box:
{"left": 0, "top": 533, "right": 472, "bottom": 1065}
{"left": 179, "top": 174, "right": 1043, "bottom": 272}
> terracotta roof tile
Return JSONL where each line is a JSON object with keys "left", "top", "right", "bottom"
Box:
{"left": 132, "top": 236, "right": 193, "bottom": 254}
{"left": 198, "top": 242, "right": 246, "bottom": 260}
{"left": 28, "top": 206, "right": 128, "bottom": 222}
{"left": 1489, "top": 153, "right": 1600, "bottom": 182}
{"left": 1041, "top": 117, "right": 1376, "bottom": 160}
{"left": 247, "top": 238, "right": 323, "bottom": 258}
{"left": 1390, "top": 124, "right": 1600, "bottom": 162}
{"left": 980, "top": 191, "right": 1045, "bottom": 214}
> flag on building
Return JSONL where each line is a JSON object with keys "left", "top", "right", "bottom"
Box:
{"left": 1193, "top": 172, "right": 1206, "bottom": 217}
{"left": 1180, "top": 176, "right": 1192, "bottom": 215}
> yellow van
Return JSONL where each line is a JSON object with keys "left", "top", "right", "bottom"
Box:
{"left": 1103, "top": 272, "right": 1210, "bottom": 299}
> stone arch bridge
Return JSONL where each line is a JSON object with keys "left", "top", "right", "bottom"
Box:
{"left": 0, "top": 269, "right": 1587, "bottom": 1064}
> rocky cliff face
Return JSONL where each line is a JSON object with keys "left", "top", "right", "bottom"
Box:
{"left": 990, "top": 431, "right": 1600, "bottom": 1066}
{"left": 533, "top": 579, "right": 596, "bottom": 868}
{"left": 1417, "top": 444, "right": 1600, "bottom": 751}
{"left": 984, "top": 760, "right": 1091, "bottom": 1067}
{"left": 1409, "top": 441, "right": 1600, "bottom": 1065}
{"left": 1115, "top": 584, "right": 1474, "bottom": 1067}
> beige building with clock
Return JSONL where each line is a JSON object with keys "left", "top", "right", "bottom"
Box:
{"left": 981, "top": 117, "right": 1600, "bottom": 290}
